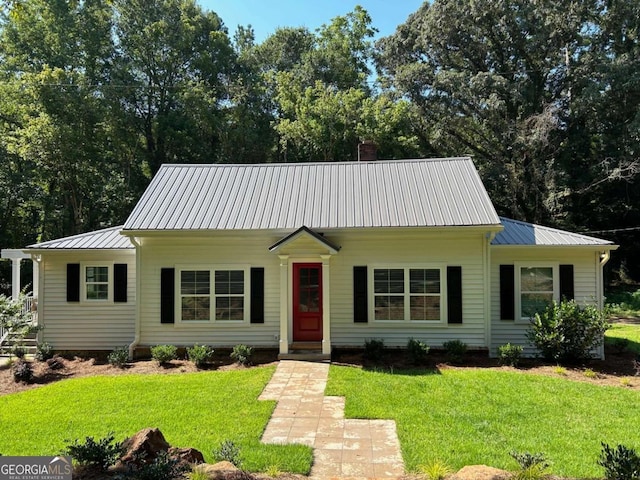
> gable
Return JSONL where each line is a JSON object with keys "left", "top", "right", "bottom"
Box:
{"left": 123, "top": 158, "right": 501, "bottom": 231}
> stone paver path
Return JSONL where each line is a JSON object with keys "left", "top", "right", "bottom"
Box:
{"left": 259, "top": 360, "right": 404, "bottom": 479}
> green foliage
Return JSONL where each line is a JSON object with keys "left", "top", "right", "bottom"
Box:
{"left": 584, "top": 368, "right": 598, "bottom": 379}
{"left": 598, "top": 443, "right": 640, "bottom": 480}
{"left": 499, "top": 343, "right": 523, "bottom": 367}
{"left": 364, "top": 338, "right": 385, "bottom": 362}
{"left": 606, "top": 289, "right": 640, "bottom": 318}
{"left": 11, "top": 359, "right": 33, "bottom": 383}
{"left": 230, "top": 344, "right": 253, "bottom": 366}
{"left": 212, "top": 440, "right": 242, "bottom": 467}
{"left": 108, "top": 347, "right": 129, "bottom": 369}
{"left": 63, "top": 433, "right": 122, "bottom": 470}
{"left": 526, "top": 300, "right": 609, "bottom": 364}
{"left": 35, "top": 342, "right": 53, "bottom": 362}
{"left": 419, "top": 459, "right": 452, "bottom": 480}
{"left": 126, "top": 451, "right": 188, "bottom": 480}
{"left": 150, "top": 345, "right": 177, "bottom": 366}
{"left": 443, "top": 340, "right": 467, "bottom": 364}
{"left": 187, "top": 470, "right": 210, "bottom": 480}
{"left": 407, "top": 338, "right": 430, "bottom": 365}
{"left": 187, "top": 344, "right": 214, "bottom": 368}
{"left": 0, "top": 294, "right": 40, "bottom": 355}
{"left": 510, "top": 451, "right": 549, "bottom": 470}
{"left": 10, "top": 343, "right": 26, "bottom": 359}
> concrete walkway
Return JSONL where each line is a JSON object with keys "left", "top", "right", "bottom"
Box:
{"left": 259, "top": 360, "right": 404, "bottom": 479}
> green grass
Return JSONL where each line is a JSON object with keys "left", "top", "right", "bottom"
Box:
{"left": 0, "top": 368, "right": 312, "bottom": 473}
{"left": 326, "top": 365, "right": 640, "bottom": 478}
{"left": 606, "top": 287, "right": 640, "bottom": 317}
{"left": 605, "top": 323, "right": 640, "bottom": 354}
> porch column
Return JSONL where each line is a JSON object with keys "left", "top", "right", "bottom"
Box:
{"left": 11, "top": 258, "right": 21, "bottom": 299}
{"left": 278, "top": 255, "right": 289, "bottom": 354}
{"left": 321, "top": 255, "right": 331, "bottom": 355}
{"left": 32, "top": 258, "right": 40, "bottom": 298}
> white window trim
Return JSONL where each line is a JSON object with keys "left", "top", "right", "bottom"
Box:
{"left": 369, "top": 264, "right": 446, "bottom": 324}
{"left": 515, "top": 262, "right": 559, "bottom": 323}
{"left": 80, "top": 262, "right": 113, "bottom": 303}
{"left": 175, "top": 265, "right": 250, "bottom": 325}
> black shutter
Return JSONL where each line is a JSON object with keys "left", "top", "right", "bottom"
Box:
{"left": 250, "top": 267, "right": 265, "bottom": 323}
{"left": 447, "top": 266, "right": 463, "bottom": 324}
{"left": 559, "top": 264, "right": 575, "bottom": 301}
{"left": 353, "top": 266, "right": 368, "bottom": 323}
{"left": 114, "top": 264, "right": 128, "bottom": 303}
{"left": 500, "top": 265, "right": 515, "bottom": 320}
{"left": 160, "top": 268, "right": 175, "bottom": 324}
{"left": 67, "top": 263, "right": 80, "bottom": 302}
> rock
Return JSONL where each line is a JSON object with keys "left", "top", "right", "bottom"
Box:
{"left": 46, "top": 355, "right": 65, "bottom": 370}
{"left": 194, "top": 461, "right": 240, "bottom": 480}
{"left": 450, "top": 465, "right": 512, "bottom": 480}
{"left": 168, "top": 447, "right": 204, "bottom": 464}
{"left": 119, "top": 427, "right": 170, "bottom": 465}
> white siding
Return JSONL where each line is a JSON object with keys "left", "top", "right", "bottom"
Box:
{"left": 490, "top": 248, "right": 601, "bottom": 357}
{"left": 137, "top": 229, "right": 491, "bottom": 349}
{"left": 39, "top": 251, "right": 136, "bottom": 350}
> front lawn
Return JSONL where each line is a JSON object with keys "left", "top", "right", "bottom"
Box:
{"left": 605, "top": 323, "right": 640, "bottom": 354}
{"left": 326, "top": 365, "right": 640, "bottom": 477}
{"left": 0, "top": 368, "right": 312, "bottom": 473}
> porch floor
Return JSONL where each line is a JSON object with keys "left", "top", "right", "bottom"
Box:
{"left": 259, "top": 360, "right": 404, "bottom": 479}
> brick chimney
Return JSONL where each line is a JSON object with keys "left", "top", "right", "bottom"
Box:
{"left": 357, "top": 140, "right": 377, "bottom": 161}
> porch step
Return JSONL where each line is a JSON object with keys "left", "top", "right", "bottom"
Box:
{"left": 289, "top": 342, "right": 322, "bottom": 351}
{"left": 279, "top": 342, "right": 330, "bottom": 362}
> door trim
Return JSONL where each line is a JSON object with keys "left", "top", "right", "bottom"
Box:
{"left": 292, "top": 262, "right": 323, "bottom": 342}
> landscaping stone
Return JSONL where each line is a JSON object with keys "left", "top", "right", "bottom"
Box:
{"left": 168, "top": 446, "right": 205, "bottom": 464}
{"left": 451, "top": 465, "right": 512, "bottom": 480}
{"left": 46, "top": 355, "right": 65, "bottom": 370}
{"left": 194, "top": 461, "right": 240, "bottom": 480}
{"left": 119, "top": 427, "right": 170, "bottom": 465}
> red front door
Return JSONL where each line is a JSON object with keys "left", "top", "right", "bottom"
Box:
{"left": 293, "top": 263, "right": 323, "bottom": 342}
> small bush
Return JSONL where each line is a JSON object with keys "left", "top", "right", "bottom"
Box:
{"left": 264, "top": 465, "right": 281, "bottom": 477}
{"left": 35, "top": 342, "right": 53, "bottom": 361}
{"left": 598, "top": 442, "right": 640, "bottom": 480}
{"left": 553, "top": 365, "right": 567, "bottom": 376}
{"left": 188, "top": 469, "right": 211, "bottom": 480}
{"left": 407, "top": 338, "right": 430, "bottom": 364}
{"left": 526, "top": 300, "right": 609, "bottom": 364}
{"left": 12, "top": 359, "right": 33, "bottom": 383}
{"left": 443, "top": 340, "right": 467, "bottom": 364}
{"left": 584, "top": 368, "right": 598, "bottom": 379}
{"left": 621, "top": 377, "right": 632, "bottom": 387}
{"left": 509, "top": 451, "right": 550, "bottom": 480}
{"left": 212, "top": 440, "right": 242, "bottom": 467}
{"left": 364, "top": 338, "right": 385, "bottom": 362}
{"left": 187, "top": 344, "right": 214, "bottom": 368}
{"left": 419, "top": 459, "right": 452, "bottom": 480}
{"left": 230, "top": 344, "right": 253, "bottom": 366}
{"left": 499, "top": 343, "right": 523, "bottom": 367}
{"left": 151, "top": 345, "right": 177, "bottom": 365}
{"left": 127, "top": 451, "right": 188, "bottom": 480}
{"left": 10, "top": 343, "right": 26, "bottom": 359}
{"left": 63, "top": 433, "right": 122, "bottom": 470}
{"left": 108, "top": 347, "right": 129, "bottom": 368}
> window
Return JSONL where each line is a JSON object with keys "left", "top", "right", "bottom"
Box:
{"left": 518, "top": 266, "right": 557, "bottom": 320}
{"left": 84, "top": 265, "right": 109, "bottom": 301}
{"left": 372, "top": 267, "right": 443, "bottom": 322}
{"left": 181, "top": 270, "right": 210, "bottom": 321}
{"left": 177, "top": 267, "right": 247, "bottom": 323}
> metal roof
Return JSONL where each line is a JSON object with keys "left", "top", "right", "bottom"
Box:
{"left": 492, "top": 217, "right": 614, "bottom": 246}
{"left": 27, "top": 226, "right": 133, "bottom": 250}
{"left": 123, "top": 158, "right": 501, "bottom": 231}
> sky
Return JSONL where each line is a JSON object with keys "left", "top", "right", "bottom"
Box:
{"left": 197, "top": 0, "right": 424, "bottom": 43}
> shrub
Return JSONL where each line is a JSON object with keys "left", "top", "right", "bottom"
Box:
{"left": 611, "top": 338, "right": 630, "bottom": 354}
{"left": 63, "top": 433, "right": 122, "bottom": 470}
{"left": 11, "top": 343, "right": 26, "bottom": 359}
{"left": 230, "top": 344, "right": 253, "bottom": 366}
{"left": 12, "top": 359, "right": 33, "bottom": 383}
{"left": 598, "top": 442, "right": 640, "bottom": 480}
{"left": 407, "top": 338, "right": 430, "bottom": 364}
{"left": 419, "top": 459, "right": 452, "bottom": 480}
{"left": 584, "top": 368, "right": 598, "bottom": 379}
{"left": 212, "top": 440, "right": 242, "bottom": 467}
{"left": 509, "top": 451, "right": 549, "bottom": 480}
{"left": 35, "top": 342, "right": 53, "bottom": 361}
{"left": 187, "top": 344, "right": 214, "bottom": 368}
{"left": 499, "top": 343, "right": 523, "bottom": 367}
{"left": 108, "top": 347, "right": 129, "bottom": 368}
{"left": 127, "top": 451, "right": 187, "bottom": 480}
{"left": 526, "top": 300, "right": 609, "bottom": 364}
{"left": 364, "top": 338, "right": 385, "bottom": 362}
{"left": 443, "top": 340, "right": 467, "bottom": 364}
{"left": 151, "top": 345, "right": 177, "bottom": 365}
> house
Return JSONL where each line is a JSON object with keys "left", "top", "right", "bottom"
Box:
{"left": 9, "top": 157, "right": 617, "bottom": 358}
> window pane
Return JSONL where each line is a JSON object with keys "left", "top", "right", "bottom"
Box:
{"left": 410, "top": 296, "right": 440, "bottom": 321}
{"left": 521, "top": 267, "right": 553, "bottom": 292}
{"left": 216, "top": 297, "right": 244, "bottom": 321}
{"left": 182, "top": 296, "right": 210, "bottom": 321}
{"left": 215, "top": 270, "right": 244, "bottom": 295}
{"left": 374, "top": 269, "right": 404, "bottom": 294}
{"left": 86, "top": 266, "right": 108, "bottom": 283}
{"left": 182, "top": 270, "right": 210, "bottom": 295}
{"left": 410, "top": 269, "right": 440, "bottom": 294}
{"left": 521, "top": 293, "right": 553, "bottom": 318}
{"left": 374, "top": 295, "right": 404, "bottom": 320}
{"left": 87, "top": 283, "right": 108, "bottom": 300}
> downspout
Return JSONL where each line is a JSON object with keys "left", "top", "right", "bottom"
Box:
{"left": 484, "top": 231, "right": 497, "bottom": 355}
{"left": 128, "top": 236, "right": 141, "bottom": 360}
{"left": 598, "top": 250, "right": 611, "bottom": 310}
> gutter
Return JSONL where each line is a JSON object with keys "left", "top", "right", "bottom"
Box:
{"left": 128, "top": 236, "right": 142, "bottom": 360}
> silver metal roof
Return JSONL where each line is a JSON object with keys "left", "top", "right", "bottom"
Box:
{"left": 27, "top": 226, "right": 133, "bottom": 250}
{"left": 492, "top": 217, "right": 614, "bottom": 246}
{"left": 123, "top": 158, "right": 501, "bottom": 231}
